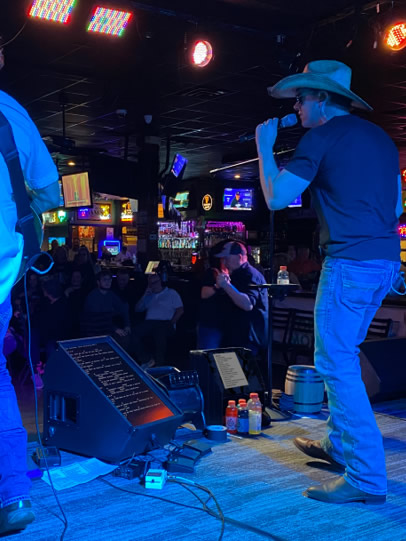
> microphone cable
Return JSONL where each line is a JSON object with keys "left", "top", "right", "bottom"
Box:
{"left": 23, "top": 265, "right": 69, "bottom": 540}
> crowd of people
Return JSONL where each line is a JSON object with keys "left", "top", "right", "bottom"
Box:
{"left": 6, "top": 237, "right": 325, "bottom": 391}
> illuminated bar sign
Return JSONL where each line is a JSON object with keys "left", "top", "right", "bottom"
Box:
{"left": 399, "top": 224, "right": 406, "bottom": 237}
{"left": 402, "top": 168, "right": 406, "bottom": 189}
{"left": 121, "top": 202, "right": 132, "bottom": 222}
{"left": 78, "top": 203, "right": 111, "bottom": 221}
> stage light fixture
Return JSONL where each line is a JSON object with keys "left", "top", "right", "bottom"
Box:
{"left": 28, "top": 0, "right": 76, "bottom": 24}
{"left": 87, "top": 6, "right": 132, "bottom": 37}
{"left": 384, "top": 22, "right": 406, "bottom": 51}
{"left": 191, "top": 40, "right": 213, "bottom": 68}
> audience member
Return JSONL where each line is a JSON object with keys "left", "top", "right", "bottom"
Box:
{"left": 17, "top": 271, "right": 43, "bottom": 316}
{"left": 214, "top": 241, "right": 268, "bottom": 355}
{"left": 82, "top": 270, "right": 131, "bottom": 341}
{"left": 51, "top": 246, "right": 72, "bottom": 288}
{"left": 112, "top": 268, "right": 140, "bottom": 324}
{"left": 67, "top": 237, "right": 80, "bottom": 262}
{"left": 64, "top": 269, "right": 86, "bottom": 336}
{"left": 31, "top": 277, "right": 72, "bottom": 388}
{"left": 48, "top": 239, "right": 59, "bottom": 257}
{"left": 73, "top": 245, "right": 96, "bottom": 295}
{"left": 134, "top": 273, "right": 184, "bottom": 367}
{"left": 197, "top": 240, "right": 231, "bottom": 349}
{"left": 115, "top": 245, "right": 132, "bottom": 264}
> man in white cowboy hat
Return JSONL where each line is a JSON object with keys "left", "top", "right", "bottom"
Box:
{"left": 256, "top": 60, "right": 402, "bottom": 504}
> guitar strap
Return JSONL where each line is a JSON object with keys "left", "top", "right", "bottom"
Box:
{"left": 0, "top": 110, "right": 41, "bottom": 266}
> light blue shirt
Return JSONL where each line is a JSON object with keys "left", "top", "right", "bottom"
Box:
{"left": 0, "top": 90, "right": 58, "bottom": 302}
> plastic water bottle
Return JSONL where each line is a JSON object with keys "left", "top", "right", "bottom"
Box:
{"left": 225, "top": 400, "right": 238, "bottom": 434}
{"left": 237, "top": 402, "right": 249, "bottom": 436}
{"left": 237, "top": 399, "right": 247, "bottom": 409}
{"left": 277, "top": 265, "right": 289, "bottom": 285}
{"left": 247, "top": 393, "right": 262, "bottom": 435}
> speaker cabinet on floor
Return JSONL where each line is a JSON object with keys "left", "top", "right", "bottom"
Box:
{"left": 42, "top": 336, "right": 183, "bottom": 463}
{"left": 360, "top": 337, "right": 406, "bottom": 401}
{"left": 189, "top": 347, "right": 265, "bottom": 425}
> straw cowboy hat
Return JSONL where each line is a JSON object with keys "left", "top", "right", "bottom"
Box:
{"left": 268, "top": 60, "right": 372, "bottom": 112}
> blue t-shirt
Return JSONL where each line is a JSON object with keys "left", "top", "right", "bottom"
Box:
{"left": 285, "top": 115, "right": 400, "bottom": 261}
{"left": 224, "top": 262, "right": 268, "bottom": 350}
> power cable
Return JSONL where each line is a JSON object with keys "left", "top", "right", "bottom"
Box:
{"left": 23, "top": 269, "right": 68, "bottom": 540}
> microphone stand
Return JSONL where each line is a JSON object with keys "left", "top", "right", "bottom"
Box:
{"left": 263, "top": 210, "right": 297, "bottom": 421}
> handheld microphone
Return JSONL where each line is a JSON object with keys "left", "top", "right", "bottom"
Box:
{"left": 239, "top": 113, "right": 298, "bottom": 143}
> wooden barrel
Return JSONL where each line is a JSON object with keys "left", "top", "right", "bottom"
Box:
{"left": 284, "top": 365, "right": 324, "bottom": 413}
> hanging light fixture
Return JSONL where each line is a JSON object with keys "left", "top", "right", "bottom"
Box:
{"left": 190, "top": 40, "right": 213, "bottom": 68}
{"left": 384, "top": 21, "right": 406, "bottom": 51}
{"left": 87, "top": 6, "right": 132, "bottom": 37}
{"left": 28, "top": 0, "right": 77, "bottom": 24}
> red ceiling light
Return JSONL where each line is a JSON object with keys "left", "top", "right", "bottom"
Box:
{"left": 87, "top": 7, "right": 132, "bottom": 37}
{"left": 384, "top": 22, "right": 406, "bottom": 51}
{"left": 28, "top": 0, "right": 76, "bottom": 24}
{"left": 191, "top": 40, "right": 213, "bottom": 68}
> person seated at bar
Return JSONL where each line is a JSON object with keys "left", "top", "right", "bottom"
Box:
{"left": 82, "top": 270, "right": 131, "bottom": 343}
{"left": 134, "top": 272, "right": 184, "bottom": 368}
{"left": 115, "top": 244, "right": 132, "bottom": 264}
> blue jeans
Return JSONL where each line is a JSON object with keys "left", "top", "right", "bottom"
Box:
{"left": 315, "top": 257, "right": 400, "bottom": 495}
{"left": 0, "top": 295, "right": 31, "bottom": 508}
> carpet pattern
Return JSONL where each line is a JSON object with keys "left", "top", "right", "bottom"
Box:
{"left": 12, "top": 403, "right": 406, "bottom": 541}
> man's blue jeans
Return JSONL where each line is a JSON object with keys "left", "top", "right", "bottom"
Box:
{"left": 315, "top": 257, "right": 399, "bottom": 496}
{"left": 0, "top": 295, "right": 31, "bottom": 508}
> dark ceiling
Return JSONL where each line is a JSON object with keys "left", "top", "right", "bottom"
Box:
{"left": 2, "top": 0, "right": 406, "bottom": 186}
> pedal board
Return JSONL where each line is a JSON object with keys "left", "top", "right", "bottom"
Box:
{"left": 32, "top": 446, "right": 61, "bottom": 468}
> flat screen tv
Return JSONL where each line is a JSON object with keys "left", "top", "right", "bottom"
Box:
{"left": 170, "top": 154, "right": 188, "bottom": 178}
{"left": 288, "top": 194, "right": 302, "bottom": 208}
{"left": 173, "top": 191, "right": 189, "bottom": 209}
{"left": 223, "top": 188, "right": 253, "bottom": 211}
{"left": 61, "top": 172, "right": 92, "bottom": 208}
{"left": 48, "top": 237, "right": 66, "bottom": 249}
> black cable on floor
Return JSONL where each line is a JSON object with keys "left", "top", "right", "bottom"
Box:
{"left": 100, "top": 477, "right": 287, "bottom": 541}
{"left": 24, "top": 272, "right": 68, "bottom": 540}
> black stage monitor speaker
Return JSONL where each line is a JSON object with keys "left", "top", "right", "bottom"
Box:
{"left": 189, "top": 347, "right": 265, "bottom": 425}
{"left": 42, "top": 336, "right": 183, "bottom": 463}
{"left": 360, "top": 337, "right": 406, "bottom": 401}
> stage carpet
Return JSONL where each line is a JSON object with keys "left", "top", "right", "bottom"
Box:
{"left": 13, "top": 396, "right": 406, "bottom": 541}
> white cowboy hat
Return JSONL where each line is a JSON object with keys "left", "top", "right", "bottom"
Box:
{"left": 268, "top": 60, "right": 372, "bottom": 112}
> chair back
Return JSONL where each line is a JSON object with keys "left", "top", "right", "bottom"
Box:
{"left": 286, "top": 309, "right": 315, "bottom": 364}
{"left": 366, "top": 318, "right": 393, "bottom": 340}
